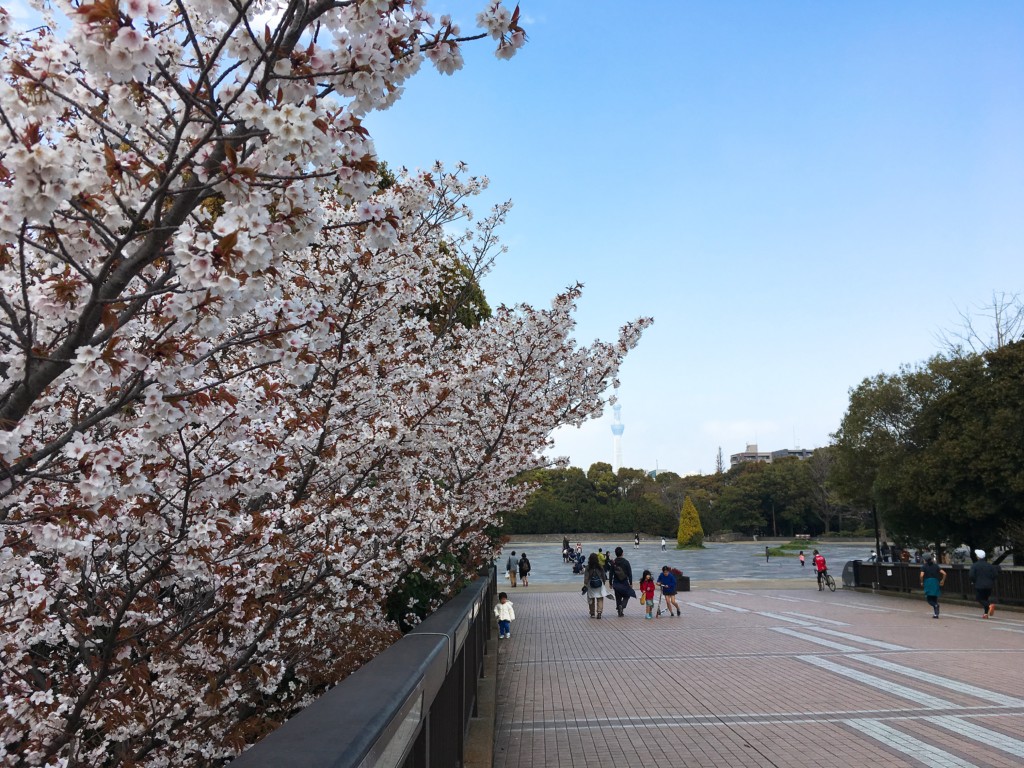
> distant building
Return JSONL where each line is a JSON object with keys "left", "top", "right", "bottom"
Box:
{"left": 730, "top": 444, "right": 813, "bottom": 468}
{"left": 730, "top": 444, "right": 771, "bottom": 467}
{"left": 771, "top": 448, "right": 814, "bottom": 461}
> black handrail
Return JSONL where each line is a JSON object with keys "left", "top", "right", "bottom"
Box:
{"left": 230, "top": 567, "right": 497, "bottom": 768}
{"left": 846, "top": 560, "right": 1023, "bottom": 606}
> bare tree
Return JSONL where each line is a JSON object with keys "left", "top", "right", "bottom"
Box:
{"left": 937, "top": 291, "right": 1024, "bottom": 356}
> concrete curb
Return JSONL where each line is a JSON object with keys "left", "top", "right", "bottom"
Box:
{"left": 464, "top": 633, "right": 499, "bottom": 768}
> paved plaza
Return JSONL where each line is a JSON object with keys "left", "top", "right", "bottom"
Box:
{"left": 501, "top": 540, "right": 874, "bottom": 585}
{"left": 492, "top": 581, "right": 1024, "bottom": 768}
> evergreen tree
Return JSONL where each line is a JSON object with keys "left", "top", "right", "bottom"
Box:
{"left": 677, "top": 496, "right": 705, "bottom": 548}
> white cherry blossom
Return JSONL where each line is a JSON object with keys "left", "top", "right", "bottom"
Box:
{"left": 0, "top": 4, "right": 651, "bottom": 766}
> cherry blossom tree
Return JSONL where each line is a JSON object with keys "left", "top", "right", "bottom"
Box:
{"left": 0, "top": 2, "right": 648, "bottom": 765}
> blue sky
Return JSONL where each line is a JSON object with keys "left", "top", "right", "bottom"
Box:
{"left": 11, "top": 1, "right": 1021, "bottom": 476}
{"left": 366, "top": 1, "right": 1024, "bottom": 475}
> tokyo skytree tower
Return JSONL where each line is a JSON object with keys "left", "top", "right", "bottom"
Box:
{"left": 611, "top": 404, "right": 624, "bottom": 473}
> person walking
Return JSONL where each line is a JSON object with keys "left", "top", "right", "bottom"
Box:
{"left": 584, "top": 553, "right": 607, "bottom": 619}
{"left": 919, "top": 553, "right": 946, "bottom": 619}
{"left": 639, "top": 570, "right": 656, "bottom": 619}
{"left": 610, "top": 546, "right": 634, "bottom": 617}
{"left": 505, "top": 550, "right": 517, "bottom": 587}
{"left": 969, "top": 549, "right": 1000, "bottom": 618}
{"left": 660, "top": 537, "right": 667, "bottom": 551}
{"left": 634, "top": 533, "right": 641, "bottom": 550}
{"left": 657, "top": 566, "right": 681, "bottom": 617}
{"left": 494, "top": 592, "right": 515, "bottom": 639}
{"left": 518, "top": 552, "right": 531, "bottom": 587}
{"left": 813, "top": 550, "right": 828, "bottom": 591}
{"left": 799, "top": 550, "right": 805, "bottom": 568}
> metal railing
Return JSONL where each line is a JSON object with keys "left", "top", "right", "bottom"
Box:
{"left": 230, "top": 567, "right": 497, "bottom": 768}
{"left": 844, "top": 560, "right": 1024, "bottom": 606}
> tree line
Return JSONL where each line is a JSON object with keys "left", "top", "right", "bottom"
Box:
{"left": 504, "top": 454, "right": 870, "bottom": 539}
{"left": 508, "top": 335, "right": 1024, "bottom": 566}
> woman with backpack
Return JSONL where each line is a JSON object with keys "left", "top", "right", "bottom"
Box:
{"left": 518, "top": 552, "right": 531, "bottom": 587}
{"left": 584, "top": 552, "right": 607, "bottom": 619}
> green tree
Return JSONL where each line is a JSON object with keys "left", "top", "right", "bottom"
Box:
{"left": 677, "top": 496, "right": 705, "bottom": 548}
{"left": 833, "top": 344, "right": 1024, "bottom": 559}
{"left": 587, "top": 462, "right": 619, "bottom": 504}
{"left": 713, "top": 463, "right": 770, "bottom": 534}
{"left": 805, "top": 448, "right": 835, "bottom": 533}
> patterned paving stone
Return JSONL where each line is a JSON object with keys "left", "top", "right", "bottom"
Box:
{"left": 493, "top": 583, "right": 1024, "bottom": 767}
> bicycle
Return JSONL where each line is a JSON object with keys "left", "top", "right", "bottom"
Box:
{"left": 823, "top": 572, "right": 836, "bottom": 592}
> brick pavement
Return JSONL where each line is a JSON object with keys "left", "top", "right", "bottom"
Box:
{"left": 492, "top": 582, "right": 1024, "bottom": 768}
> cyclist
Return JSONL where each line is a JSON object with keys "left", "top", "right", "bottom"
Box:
{"left": 813, "top": 549, "right": 828, "bottom": 591}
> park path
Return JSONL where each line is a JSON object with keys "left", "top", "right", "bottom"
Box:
{"left": 492, "top": 582, "right": 1024, "bottom": 767}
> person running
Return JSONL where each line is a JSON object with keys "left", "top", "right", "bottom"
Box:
{"left": 518, "top": 552, "right": 531, "bottom": 587}
{"left": 969, "top": 549, "right": 1000, "bottom": 618}
{"left": 813, "top": 550, "right": 828, "bottom": 591}
{"left": 657, "top": 566, "right": 681, "bottom": 617}
{"left": 639, "top": 570, "right": 656, "bottom": 619}
{"left": 584, "top": 553, "right": 607, "bottom": 619}
{"left": 919, "top": 552, "right": 946, "bottom": 619}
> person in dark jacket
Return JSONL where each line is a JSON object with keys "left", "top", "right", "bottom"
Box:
{"left": 584, "top": 552, "right": 606, "bottom": 619}
{"left": 919, "top": 552, "right": 946, "bottom": 619}
{"left": 518, "top": 552, "right": 531, "bottom": 587}
{"left": 969, "top": 549, "right": 1000, "bottom": 618}
{"left": 610, "top": 546, "right": 634, "bottom": 617}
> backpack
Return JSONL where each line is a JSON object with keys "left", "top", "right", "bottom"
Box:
{"left": 520, "top": 556, "right": 530, "bottom": 573}
{"left": 588, "top": 569, "right": 603, "bottom": 589}
{"left": 613, "top": 560, "right": 628, "bottom": 583}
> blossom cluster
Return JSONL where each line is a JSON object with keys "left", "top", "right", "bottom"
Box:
{"left": 0, "top": 2, "right": 650, "bottom": 766}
